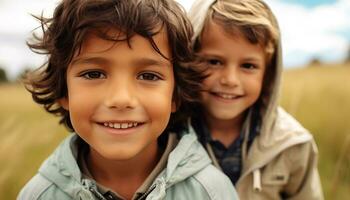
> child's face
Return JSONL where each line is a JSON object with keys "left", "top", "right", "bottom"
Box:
{"left": 198, "top": 21, "right": 266, "bottom": 124}
{"left": 60, "top": 28, "right": 175, "bottom": 161}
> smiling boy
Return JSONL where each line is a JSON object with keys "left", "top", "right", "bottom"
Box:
{"left": 17, "top": 0, "right": 238, "bottom": 199}
{"left": 60, "top": 29, "right": 176, "bottom": 198}
{"left": 189, "top": 0, "right": 323, "bottom": 199}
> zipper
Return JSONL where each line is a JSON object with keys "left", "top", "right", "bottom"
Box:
{"left": 89, "top": 186, "right": 107, "bottom": 200}
{"left": 136, "top": 184, "right": 157, "bottom": 200}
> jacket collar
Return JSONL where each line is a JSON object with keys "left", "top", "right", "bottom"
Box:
{"left": 37, "top": 129, "right": 211, "bottom": 199}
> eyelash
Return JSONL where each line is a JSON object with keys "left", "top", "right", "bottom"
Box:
{"left": 241, "top": 63, "right": 258, "bottom": 70}
{"left": 79, "top": 70, "right": 162, "bottom": 81}
{"left": 80, "top": 70, "right": 106, "bottom": 79}
{"left": 205, "top": 58, "right": 223, "bottom": 67}
{"left": 137, "top": 72, "right": 162, "bottom": 81}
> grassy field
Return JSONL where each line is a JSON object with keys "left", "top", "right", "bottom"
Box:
{"left": 280, "top": 64, "right": 350, "bottom": 199}
{"left": 0, "top": 64, "right": 349, "bottom": 199}
{"left": 0, "top": 83, "right": 68, "bottom": 198}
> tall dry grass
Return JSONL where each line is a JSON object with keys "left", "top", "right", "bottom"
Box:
{"left": 280, "top": 64, "right": 350, "bottom": 199}
{"left": 0, "top": 84, "right": 67, "bottom": 199}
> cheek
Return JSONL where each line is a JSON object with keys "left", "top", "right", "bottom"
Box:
{"left": 143, "top": 91, "right": 173, "bottom": 136}
{"left": 66, "top": 86, "right": 99, "bottom": 125}
{"left": 246, "top": 75, "right": 264, "bottom": 99}
{"left": 142, "top": 85, "right": 174, "bottom": 116}
{"left": 202, "top": 72, "right": 217, "bottom": 90}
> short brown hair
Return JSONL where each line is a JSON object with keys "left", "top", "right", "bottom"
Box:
{"left": 25, "top": 0, "right": 203, "bottom": 133}
{"left": 195, "top": 0, "right": 279, "bottom": 66}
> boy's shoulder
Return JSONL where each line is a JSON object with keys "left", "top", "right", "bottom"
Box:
{"left": 17, "top": 174, "right": 53, "bottom": 200}
{"left": 160, "top": 164, "right": 238, "bottom": 200}
{"left": 17, "top": 134, "right": 86, "bottom": 200}
{"left": 275, "top": 107, "right": 311, "bottom": 135}
{"left": 17, "top": 173, "right": 76, "bottom": 200}
{"left": 17, "top": 172, "right": 95, "bottom": 200}
{"left": 159, "top": 131, "right": 238, "bottom": 199}
{"left": 193, "top": 164, "right": 239, "bottom": 199}
{"left": 251, "top": 107, "right": 317, "bottom": 162}
{"left": 262, "top": 107, "right": 314, "bottom": 146}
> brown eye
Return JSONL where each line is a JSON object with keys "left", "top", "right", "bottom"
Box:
{"left": 207, "top": 59, "right": 222, "bottom": 67}
{"left": 241, "top": 63, "right": 257, "bottom": 69}
{"left": 138, "top": 73, "right": 161, "bottom": 81}
{"left": 81, "top": 71, "right": 106, "bottom": 79}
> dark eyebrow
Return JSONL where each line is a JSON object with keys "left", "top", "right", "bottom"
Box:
{"left": 70, "top": 57, "right": 110, "bottom": 66}
{"left": 70, "top": 55, "right": 171, "bottom": 68}
{"left": 199, "top": 53, "right": 224, "bottom": 60}
{"left": 242, "top": 56, "right": 264, "bottom": 63}
{"left": 131, "top": 57, "right": 171, "bottom": 68}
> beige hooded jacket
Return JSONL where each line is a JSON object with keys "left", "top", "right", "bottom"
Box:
{"left": 188, "top": 0, "right": 324, "bottom": 199}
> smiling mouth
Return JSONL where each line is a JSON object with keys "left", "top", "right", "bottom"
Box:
{"left": 99, "top": 122, "right": 144, "bottom": 130}
{"left": 210, "top": 92, "right": 242, "bottom": 100}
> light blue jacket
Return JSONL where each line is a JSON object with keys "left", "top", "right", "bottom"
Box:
{"left": 18, "top": 130, "right": 238, "bottom": 200}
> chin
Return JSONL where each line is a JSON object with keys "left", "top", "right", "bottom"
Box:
{"left": 98, "top": 149, "right": 138, "bottom": 161}
{"left": 212, "top": 112, "right": 240, "bottom": 121}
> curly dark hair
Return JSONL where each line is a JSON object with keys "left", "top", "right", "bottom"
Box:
{"left": 25, "top": 0, "right": 204, "bottom": 133}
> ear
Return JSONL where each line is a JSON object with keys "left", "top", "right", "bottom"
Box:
{"left": 57, "top": 97, "right": 69, "bottom": 110}
{"left": 171, "top": 100, "right": 177, "bottom": 113}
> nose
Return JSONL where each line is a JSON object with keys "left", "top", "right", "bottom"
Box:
{"left": 220, "top": 65, "right": 240, "bottom": 87}
{"left": 104, "top": 77, "right": 136, "bottom": 110}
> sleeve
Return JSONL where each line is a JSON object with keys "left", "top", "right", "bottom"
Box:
{"left": 285, "top": 140, "right": 324, "bottom": 200}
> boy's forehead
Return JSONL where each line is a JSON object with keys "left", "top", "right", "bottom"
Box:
{"left": 203, "top": 20, "right": 242, "bottom": 41}
{"left": 82, "top": 27, "right": 168, "bottom": 44}
{"left": 73, "top": 27, "right": 172, "bottom": 63}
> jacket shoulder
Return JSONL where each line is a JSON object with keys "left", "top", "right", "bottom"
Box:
{"left": 194, "top": 165, "right": 239, "bottom": 200}
{"left": 275, "top": 107, "right": 311, "bottom": 135}
{"left": 17, "top": 174, "right": 53, "bottom": 200}
{"left": 17, "top": 173, "right": 73, "bottom": 200}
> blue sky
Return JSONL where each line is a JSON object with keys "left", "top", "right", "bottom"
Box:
{"left": 0, "top": 0, "right": 349, "bottom": 80}
{"left": 282, "top": 0, "right": 336, "bottom": 8}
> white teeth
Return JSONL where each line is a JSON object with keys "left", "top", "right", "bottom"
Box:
{"left": 218, "top": 93, "right": 237, "bottom": 99}
{"left": 114, "top": 123, "right": 121, "bottom": 129}
{"left": 121, "top": 123, "right": 128, "bottom": 129}
{"left": 103, "top": 122, "right": 139, "bottom": 129}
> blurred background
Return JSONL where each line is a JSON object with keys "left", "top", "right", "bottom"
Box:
{"left": 0, "top": 0, "right": 349, "bottom": 199}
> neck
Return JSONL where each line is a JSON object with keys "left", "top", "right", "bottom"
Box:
{"left": 205, "top": 113, "right": 245, "bottom": 148}
{"left": 87, "top": 141, "right": 161, "bottom": 200}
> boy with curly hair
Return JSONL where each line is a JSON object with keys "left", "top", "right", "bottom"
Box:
{"left": 17, "top": 0, "right": 238, "bottom": 199}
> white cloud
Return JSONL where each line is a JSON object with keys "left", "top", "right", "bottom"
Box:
{"left": 0, "top": 0, "right": 58, "bottom": 36}
{"left": 266, "top": 0, "right": 350, "bottom": 67}
{"left": 0, "top": 0, "right": 59, "bottom": 79}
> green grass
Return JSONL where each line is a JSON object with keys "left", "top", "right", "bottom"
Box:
{"left": 1, "top": 64, "right": 349, "bottom": 199}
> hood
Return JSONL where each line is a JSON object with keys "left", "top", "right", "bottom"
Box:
{"left": 188, "top": 0, "right": 284, "bottom": 149}
{"left": 38, "top": 130, "right": 211, "bottom": 199}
